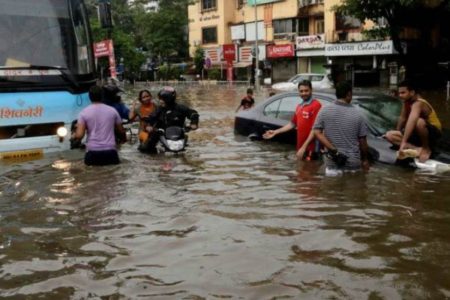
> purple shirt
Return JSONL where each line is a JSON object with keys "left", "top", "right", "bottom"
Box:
{"left": 78, "top": 103, "right": 122, "bottom": 151}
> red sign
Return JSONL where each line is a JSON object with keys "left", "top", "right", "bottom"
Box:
{"left": 94, "top": 39, "right": 117, "bottom": 78}
{"left": 267, "top": 44, "right": 294, "bottom": 58}
{"left": 223, "top": 44, "right": 236, "bottom": 62}
{"left": 94, "top": 40, "right": 113, "bottom": 58}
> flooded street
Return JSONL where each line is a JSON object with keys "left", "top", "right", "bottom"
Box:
{"left": 1, "top": 85, "right": 450, "bottom": 299}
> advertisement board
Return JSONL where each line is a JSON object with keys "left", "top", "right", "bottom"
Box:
{"left": 267, "top": 44, "right": 294, "bottom": 58}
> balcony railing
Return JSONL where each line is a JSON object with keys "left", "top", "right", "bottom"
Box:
{"left": 299, "top": 0, "right": 324, "bottom": 7}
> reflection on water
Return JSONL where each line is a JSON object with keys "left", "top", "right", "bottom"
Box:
{"left": 1, "top": 85, "right": 450, "bottom": 299}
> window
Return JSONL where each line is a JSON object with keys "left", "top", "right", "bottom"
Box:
{"left": 315, "top": 18, "right": 324, "bottom": 34}
{"left": 298, "top": 18, "right": 309, "bottom": 35}
{"left": 201, "top": 0, "right": 216, "bottom": 11}
{"left": 202, "top": 27, "right": 217, "bottom": 44}
{"left": 263, "top": 99, "right": 281, "bottom": 118}
{"left": 273, "top": 18, "right": 296, "bottom": 38}
{"left": 335, "top": 14, "right": 361, "bottom": 31}
{"left": 263, "top": 96, "right": 302, "bottom": 121}
{"left": 277, "top": 96, "right": 301, "bottom": 121}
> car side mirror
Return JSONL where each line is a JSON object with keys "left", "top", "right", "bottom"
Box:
{"left": 98, "top": 0, "right": 113, "bottom": 29}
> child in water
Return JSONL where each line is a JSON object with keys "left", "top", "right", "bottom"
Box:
{"left": 236, "top": 88, "right": 255, "bottom": 112}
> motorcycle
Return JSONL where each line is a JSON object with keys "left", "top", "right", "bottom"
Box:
{"left": 156, "top": 126, "right": 189, "bottom": 153}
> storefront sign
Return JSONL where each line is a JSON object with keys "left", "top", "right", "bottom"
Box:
{"left": 267, "top": 44, "right": 294, "bottom": 58}
{"left": 199, "top": 15, "right": 220, "bottom": 22}
{"left": 325, "top": 40, "right": 397, "bottom": 56}
{"left": 223, "top": 44, "right": 236, "bottom": 62}
{"left": 247, "top": 0, "right": 283, "bottom": 6}
{"left": 94, "top": 39, "right": 117, "bottom": 78}
{"left": 296, "top": 34, "right": 325, "bottom": 49}
{"left": 231, "top": 25, "right": 245, "bottom": 40}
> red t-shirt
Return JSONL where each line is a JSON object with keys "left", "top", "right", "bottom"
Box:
{"left": 291, "top": 99, "right": 322, "bottom": 152}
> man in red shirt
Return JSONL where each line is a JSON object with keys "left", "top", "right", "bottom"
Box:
{"left": 263, "top": 80, "right": 322, "bottom": 160}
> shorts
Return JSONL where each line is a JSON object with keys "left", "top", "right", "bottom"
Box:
{"left": 405, "top": 123, "right": 441, "bottom": 148}
{"left": 85, "top": 150, "right": 120, "bottom": 166}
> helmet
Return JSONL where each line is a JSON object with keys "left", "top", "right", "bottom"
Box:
{"left": 158, "top": 86, "right": 176, "bottom": 107}
{"left": 103, "top": 85, "right": 124, "bottom": 104}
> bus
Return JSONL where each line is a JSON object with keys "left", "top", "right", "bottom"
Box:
{"left": 0, "top": 0, "right": 97, "bottom": 161}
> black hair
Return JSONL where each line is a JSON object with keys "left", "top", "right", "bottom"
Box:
{"left": 89, "top": 85, "right": 103, "bottom": 103}
{"left": 139, "top": 89, "right": 152, "bottom": 101}
{"left": 297, "top": 80, "right": 312, "bottom": 89}
{"left": 398, "top": 80, "right": 418, "bottom": 93}
{"left": 335, "top": 81, "right": 352, "bottom": 99}
{"left": 246, "top": 88, "right": 253, "bottom": 94}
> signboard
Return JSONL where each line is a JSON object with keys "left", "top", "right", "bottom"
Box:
{"left": 231, "top": 25, "right": 245, "bottom": 40}
{"left": 247, "top": 0, "right": 283, "bottom": 6}
{"left": 223, "top": 44, "right": 236, "bottom": 62}
{"left": 204, "top": 48, "right": 220, "bottom": 63}
{"left": 296, "top": 34, "right": 325, "bottom": 49}
{"left": 94, "top": 39, "right": 117, "bottom": 78}
{"left": 325, "top": 40, "right": 397, "bottom": 56}
{"left": 267, "top": 44, "right": 294, "bottom": 58}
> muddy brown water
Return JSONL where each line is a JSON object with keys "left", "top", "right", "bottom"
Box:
{"left": 1, "top": 85, "right": 450, "bottom": 299}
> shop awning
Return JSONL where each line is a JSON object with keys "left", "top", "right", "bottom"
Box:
{"left": 233, "top": 62, "right": 252, "bottom": 68}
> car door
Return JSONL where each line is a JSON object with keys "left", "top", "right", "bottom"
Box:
{"left": 255, "top": 94, "right": 301, "bottom": 144}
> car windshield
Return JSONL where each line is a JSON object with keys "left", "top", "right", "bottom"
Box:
{"left": 0, "top": 0, "right": 94, "bottom": 75}
{"left": 288, "top": 74, "right": 324, "bottom": 83}
{"left": 353, "top": 95, "right": 401, "bottom": 135}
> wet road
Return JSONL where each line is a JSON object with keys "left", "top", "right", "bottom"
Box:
{"left": 1, "top": 85, "right": 450, "bottom": 299}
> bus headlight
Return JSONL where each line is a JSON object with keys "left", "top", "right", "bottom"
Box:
{"left": 57, "top": 126, "right": 68, "bottom": 138}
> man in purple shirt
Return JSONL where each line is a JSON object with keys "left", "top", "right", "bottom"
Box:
{"left": 73, "top": 85, "right": 126, "bottom": 166}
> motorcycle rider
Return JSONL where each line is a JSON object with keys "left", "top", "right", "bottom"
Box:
{"left": 139, "top": 86, "right": 199, "bottom": 153}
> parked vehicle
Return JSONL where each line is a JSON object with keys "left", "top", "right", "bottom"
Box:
{"left": 271, "top": 73, "right": 333, "bottom": 91}
{"left": 0, "top": 0, "right": 97, "bottom": 162}
{"left": 234, "top": 91, "right": 450, "bottom": 166}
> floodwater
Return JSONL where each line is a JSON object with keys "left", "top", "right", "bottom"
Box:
{"left": 1, "top": 85, "right": 450, "bottom": 299}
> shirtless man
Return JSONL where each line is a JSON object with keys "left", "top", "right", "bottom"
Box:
{"left": 385, "top": 80, "right": 442, "bottom": 162}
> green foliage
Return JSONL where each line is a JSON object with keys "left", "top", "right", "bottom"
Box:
{"left": 193, "top": 46, "right": 205, "bottom": 73}
{"left": 85, "top": 0, "right": 193, "bottom": 78}
{"left": 362, "top": 27, "right": 390, "bottom": 41}
{"left": 207, "top": 68, "right": 222, "bottom": 80}
{"left": 159, "top": 65, "right": 183, "bottom": 80}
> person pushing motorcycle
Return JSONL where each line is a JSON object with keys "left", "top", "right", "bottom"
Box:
{"left": 139, "top": 86, "right": 199, "bottom": 153}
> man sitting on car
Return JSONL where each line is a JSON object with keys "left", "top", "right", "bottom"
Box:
{"left": 263, "top": 80, "right": 322, "bottom": 160}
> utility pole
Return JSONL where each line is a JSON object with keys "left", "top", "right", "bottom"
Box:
{"left": 254, "top": 1, "right": 259, "bottom": 90}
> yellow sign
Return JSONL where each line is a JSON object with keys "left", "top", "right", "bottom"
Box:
{"left": 0, "top": 149, "right": 44, "bottom": 162}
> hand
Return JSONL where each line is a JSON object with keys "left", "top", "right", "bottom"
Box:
{"left": 362, "top": 159, "right": 370, "bottom": 171}
{"left": 190, "top": 124, "right": 198, "bottom": 130}
{"left": 263, "top": 130, "right": 276, "bottom": 139}
{"left": 296, "top": 147, "right": 306, "bottom": 160}
{"left": 145, "top": 125, "right": 154, "bottom": 133}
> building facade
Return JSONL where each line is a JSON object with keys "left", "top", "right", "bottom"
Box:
{"left": 188, "top": 0, "right": 402, "bottom": 86}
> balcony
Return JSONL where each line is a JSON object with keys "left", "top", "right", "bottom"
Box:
{"left": 299, "top": 0, "right": 324, "bottom": 7}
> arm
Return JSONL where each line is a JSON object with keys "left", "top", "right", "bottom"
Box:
{"left": 400, "top": 102, "right": 421, "bottom": 150}
{"left": 359, "top": 136, "right": 370, "bottom": 170}
{"left": 396, "top": 104, "right": 407, "bottom": 131}
{"left": 235, "top": 104, "right": 242, "bottom": 112}
{"left": 73, "top": 121, "right": 86, "bottom": 140}
{"left": 296, "top": 129, "right": 315, "bottom": 159}
{"left": 115, "top": 122, "right": 127, "bottom": 144}
{"left": 129, "top": 101, "right": 138, "bottom": 121}
{"left": 263, "top": 122, "right": 295, "bottom": 139}
{"left": 313, "top": 129, "right": 336, "bottom": 151}
{"left": 186, "top": 107, "right": 199, "bottom": 129}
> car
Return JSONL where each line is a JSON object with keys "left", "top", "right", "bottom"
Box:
{"left": 234, "top": 90, "right": 450, "bottom": 166}
{"left": 271, "top": 73, "right": 333, "bottom": 91}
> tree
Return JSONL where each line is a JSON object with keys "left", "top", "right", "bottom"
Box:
{"left": 193, "top": 45, "right": 205, "bottom": 75}
{"left": 335, "top": 0, "right": 450, "bottom": 85}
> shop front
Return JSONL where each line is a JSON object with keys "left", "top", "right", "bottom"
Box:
{"left": 325, "top": 40, "right": 399, "bottom": 87}
{"left": 267, "top": 43, "right": 296, "bottom": 83}
{"left": 296, "top": 34, "right": 327, "bottom": 74}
